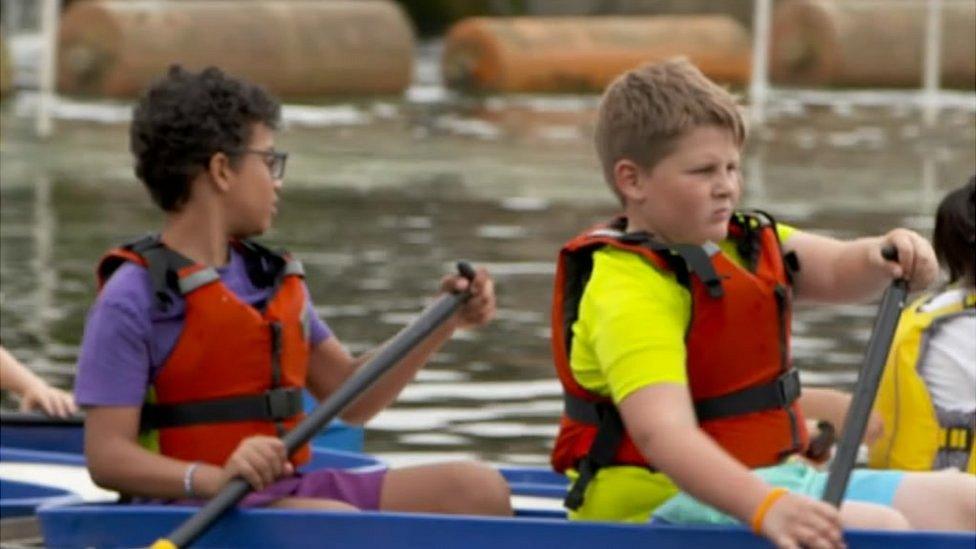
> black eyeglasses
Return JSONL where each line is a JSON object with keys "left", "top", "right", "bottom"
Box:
{"left": 234, "top": 149, "right": 289, "bottom": 180}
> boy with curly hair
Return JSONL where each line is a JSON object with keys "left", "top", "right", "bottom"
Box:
{"left": 75, "top": 65, "right": 511, "bottom": 515}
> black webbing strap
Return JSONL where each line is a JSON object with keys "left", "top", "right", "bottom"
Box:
{"left": 562, "top": 395, "right": 631, "bottom": 511}
{"left": 236, "top": 238, "right": 288, "bottom": 290}
{"left": 139, "top": 386, "right": 303, "bottom": 432}
{"left": 135, "top": 240, "right": 195, "bottom": 311}
{"left": 671, "top": 244, "right": 724, "bottom": 298}
{"left": 783, "top": 251, "right": 801, "bottom": 285}
{"left": 560, "top": 249, "right": 596, "bottom": 361}
{"left": 617, "top": 232, "right": 724, "bottom": 298}
{"left": 803, "top": 420, "right": 837, "bottom": 463}
{"left": 694, "top": 368, "right": 801, "bottom": 422}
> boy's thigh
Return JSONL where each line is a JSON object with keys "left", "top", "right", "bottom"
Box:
{"left": 653, "top": 462, "right": 906, "bottom": 525}
{"left": 268, "top": 497, "right": 359, "bottom": 511}
{"left": 808, "top": 468, "right": 905, "bottom": 507}
{"left": 379, "top": 461, "right": 510, "bottom": 514}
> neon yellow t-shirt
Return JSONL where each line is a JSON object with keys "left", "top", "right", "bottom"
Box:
{"left": 567, "top": 223, "right": 794, "bottom": 522}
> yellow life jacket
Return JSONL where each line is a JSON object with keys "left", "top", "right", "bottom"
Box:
{"left": 868, "top": 290, "right": 976, "bottom": 473}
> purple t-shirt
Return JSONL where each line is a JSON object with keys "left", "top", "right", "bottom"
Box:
{"left": 74, "top": 248, "right": 331, "bottom": 406}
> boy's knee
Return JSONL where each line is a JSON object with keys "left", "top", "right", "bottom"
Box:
{"left": 840, "top": 501, "right": 910, "bottom": 531}
{"left": 950, "top": 471, "right": 976, "bottom": 529}
{"left": 873, "top": 507, "right": 911, "bottom": 531}
{"left": 446, "top": 462, "right": 512, "bottom": 516}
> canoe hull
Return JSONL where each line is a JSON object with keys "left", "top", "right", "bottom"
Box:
{"left": 38, "top": 504, "right": 975, "bottom": 549}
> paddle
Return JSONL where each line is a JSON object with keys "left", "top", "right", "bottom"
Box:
{"left": 0, "top": 410, "right": 84, "bottom": 426}
{"left": 150, "top": 261, "right": 478, "bottom": 549}
{"left": 821, "top": 246, "right": 907, "bottom": 507}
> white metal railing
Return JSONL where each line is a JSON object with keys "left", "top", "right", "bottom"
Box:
{"left": 749, "top": 0, "right": 973, "bottom": 127}
{"left": 36, "top": 0, "right": 60, "bottom": 137}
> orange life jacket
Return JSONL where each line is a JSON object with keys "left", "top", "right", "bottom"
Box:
{"left": 550, "top": 213, "right": 809, "bottom": 509}
{"left": 97, "top": 236, "right": 312, "bottom": 467}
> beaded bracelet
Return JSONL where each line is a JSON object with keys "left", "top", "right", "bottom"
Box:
{"left": 183, "top": 461, "right": 202, "bottom": 499}
{"left": 751, "top": 487, "right": 788, "bottom": 534}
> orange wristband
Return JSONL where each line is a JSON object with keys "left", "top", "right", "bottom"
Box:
{"left": 750, "top": 487, "right": 788, "bottom": 534}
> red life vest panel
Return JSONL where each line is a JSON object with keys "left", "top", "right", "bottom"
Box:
{"left": 97, "top": 235, "right": 312, "bottom": 467}
{"left": 550, "top": 213, "right": 809, "bottom": 509}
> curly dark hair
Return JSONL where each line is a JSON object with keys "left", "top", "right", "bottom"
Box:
{"left": 932, "top": 175, "right": 976, "bottom": 284}
{"left": 129, "top": 65, "right": 281, "bottom": 212}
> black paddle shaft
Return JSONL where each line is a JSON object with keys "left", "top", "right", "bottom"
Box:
{"left": 154, "top": 262, "right": 477, "bottom": 549}
{"left": 822, "top": 247, "right": 907, "bottom": 506}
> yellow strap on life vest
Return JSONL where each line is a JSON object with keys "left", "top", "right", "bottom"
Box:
{"left": 940, "top": 427, "right": 974, "bottom": 451}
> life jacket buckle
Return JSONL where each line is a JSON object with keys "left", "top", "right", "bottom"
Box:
{"left": 265, "top": 387, "right": 302, "bottom": 421}
{"left": 776, "top": 369, "right": 801, "bottom": 406}
{"left": 940, "top": 427, "right": 975, "bottom": 452}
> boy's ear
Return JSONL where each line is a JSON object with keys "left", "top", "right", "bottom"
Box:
{"left": 206, "top": 152, "right": 234, "bottom": 192}
{"left": 612, "top": 159, "right": 643, "bottom": 202}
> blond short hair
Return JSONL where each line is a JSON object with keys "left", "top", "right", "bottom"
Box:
{"left": 594, "top": 58, "right": 746, "bottom": 201}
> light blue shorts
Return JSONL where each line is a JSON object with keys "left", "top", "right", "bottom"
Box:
{"left": 652, "top": 461, "right": 905, "bottom": 526}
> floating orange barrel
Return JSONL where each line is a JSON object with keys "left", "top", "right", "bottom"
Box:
{"left": 57, "top": 0, "right": 415, "bottom": 98}
{"left": 771, "top": 0, "right": 976, "bottom": 88}
{"left": 442, "top": 16, "right": 751, "bottom": 93}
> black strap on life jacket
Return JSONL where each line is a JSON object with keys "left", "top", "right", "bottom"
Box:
{"left": 694, "top": 368, "right": 801, "bottom": 421}
{"left": 139, "top": 386, "right": 303, "bottom": 432}
{"left": 235, "top": 238, "right": 289, "bottom": 292}
{"left": 561, "top": 395, "right": 636, "bottom": 511}
{"left": 616, "top": 229, "right": 724, "bottom": 299}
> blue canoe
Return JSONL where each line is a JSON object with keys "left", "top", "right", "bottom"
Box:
{"left": 0, "top": 410, "right": 567, "bottom": 498}
{"left": 0, "top": 444, "right": 383, "bottom": 522}
{"left": 0, "top": 479, "right": 80, "bottom": 519}
{"left": 0, "top": 396, "right": 364, "bottom": 454}
{"left": 37, "top": 503, "right": 976, "bottom": 549}
{"left": 5, "top": 412, "right": 974, "bottom": 548}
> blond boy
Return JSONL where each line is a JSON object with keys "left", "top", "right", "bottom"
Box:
{"left": 549, "top": 59, "right": 975, "bottom": 549}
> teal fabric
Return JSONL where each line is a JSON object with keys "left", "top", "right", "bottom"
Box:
{"left": 652, "top": 461, "right": 905, "bottom": 525}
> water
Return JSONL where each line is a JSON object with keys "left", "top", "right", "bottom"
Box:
{"left": 1, "top": 75, "right": 974, "bottom": 467}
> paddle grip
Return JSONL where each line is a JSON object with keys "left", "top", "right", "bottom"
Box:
{"left": 457, "top": 260, "right": 476, "bottom": 281}
{"left": 881, "top": 245, "right": 898, "bottom": 262}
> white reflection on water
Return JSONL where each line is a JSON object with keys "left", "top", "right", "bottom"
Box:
{"left": 395, "top": 380, "right": 560, "bottom": 402}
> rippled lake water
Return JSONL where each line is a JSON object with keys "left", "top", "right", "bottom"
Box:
{"left": 1, "top": 73, "right": 974, "bottom": 466}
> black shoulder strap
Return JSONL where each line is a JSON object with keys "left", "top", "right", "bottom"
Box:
{"left": 236, "top": 238, "right": 289, "bottom": 289}
{"left": 671, "top": 244, "right": 724, "bottom": 298}
{"left": 107, "top": 235, "right": 195, "bottom": 311}
{"left": 751, "top": 209, "right": 801, "bottom": 279}
{"left": 562, "top": 396, "right": 634, "bottom": 511}
{"left": 141, "top": 246, "right": 194, "bottom": 311}
{"left": 617, "top": 231, "right": 724, "bottom": 298}
{"left": 560, "top": 246, "right": 598, "bottom": 359}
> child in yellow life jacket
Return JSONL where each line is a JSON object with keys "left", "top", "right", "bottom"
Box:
{"left": 550, "top": 58, "right": 976, "bottom": 549}
{"left": 870, "top": 176, "right": 976, "bottom": 473}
